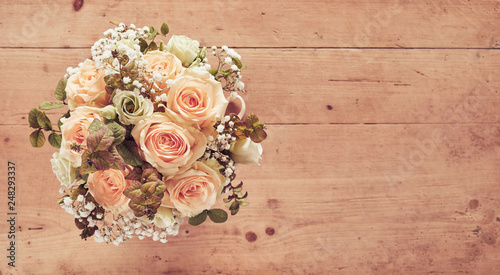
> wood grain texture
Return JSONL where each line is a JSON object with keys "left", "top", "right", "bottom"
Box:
{"left": 1, "top": 124, "right": 500, "bottom": 274}
{"left": 0, "top": 0, "right": 499, "bottom": 48}
{"left": 2, "top": 49, "right": 500, "bottom": 125}
{"left": 1, "top": 0, "right": 500, "bottom": 274}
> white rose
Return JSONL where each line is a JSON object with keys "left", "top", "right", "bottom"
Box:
{"left": 50, "top": 152, "right": 77, "bottom": 188}
{"left": 165, "top": 35, "right": 200, "bottom": 67}
{"left": 154, "top": 206, "right": 176, "bottom": 228}
{"left": 99, "top": 105, "right": 117, "bottom": 120}
{"left": 113, "top": 90, "right": 154, "bottom": 125}
{"left": 229, "top": 138, "right": 263, "bottom": 165}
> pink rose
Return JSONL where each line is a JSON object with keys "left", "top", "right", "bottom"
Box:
{"left": 66, "top": 59, "right": 111, "bottom": 110}
{"left": 162, "top": 161, "right": 224, "bottom": 217}
{"left": 131, "top": 113, "right": 207, "bottom": 177}
{"left": 59, "top": 106, "right": 103, "bottom": 167}
{"left": 165, "top": 69, "right": 228, "bottom": 130}
{"left": 87, "top": 168, "right": 131, "bottom": 213}
{"left": 143, "top": 51, "right": 182, "bottom": 91}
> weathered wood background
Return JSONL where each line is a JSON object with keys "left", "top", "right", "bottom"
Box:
{"left": 1, "top": 0, "right": 500, "bottom": 274}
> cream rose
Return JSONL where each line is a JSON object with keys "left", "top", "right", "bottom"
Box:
{"left": 59, "top": 106, "right": 103, "bottom": 167}
{"left": 131, "top": 113, "right": 207, "bottom": 177}
{"left": 50, "top": 152, "right": 77, "bottom": 188}
{"left": 113, "top": 90, "right": 154, "bottom": 125}
{"left": 66, "top": 59, "right": 111, "bottom": 110}
{"left": 143, "top": 50, "right": 182, "bottom": 91}
{"left": 154, "top": 206, "right": 176, "bottom": 228}
{"left": 87, "top": 168, "right": 131, "bottom": 214}
{"left": 165, "top": 35, "right": 200, "bottom": 67}
{"left": 162, "top": 161, "right": 224, "bottom": 217}
{"left": 165, "top": 69, "right": 228, "bottom": 129}
{"left": 229, "top": 138, "right": 263, "bottom": 165}
{"left": 99, "top": 105, "right": 117, "bottom": 120}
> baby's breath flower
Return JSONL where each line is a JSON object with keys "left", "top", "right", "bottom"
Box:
{"left": 77, "top": 195, "right": 84, "bottom": 202}
{"left": 217, "top": 124, "right": 225, "bottom": 133}
{"left": 63, "top": 197, "right": 73, "bottom": 206}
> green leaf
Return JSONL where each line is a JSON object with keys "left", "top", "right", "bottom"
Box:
{"left": 36, "top": 111, "right": 52, "bottom": 131}
{"left": 153, "top": 183, "right": 166, "bottom": 196}
{"left": 80, "top": 151, "right": 96, "bottom": 175}
{"left": 29, "top": 129, "right": 45, "bottom": 147}
{"left": 149, "top": 41, "right": 158, "bottom": 51}
{"left": 232, "top": 57, "right": 243, "bottom": 69}
{"left": 79, "top": 173, "right": 89, "bottom": 182}
{"left": 142, "top": 166, "right": 161, "bottom": 182}
{"left": 141, "top": 182, "right": 157, "bottom": 196}
{"left": 250, "top": 127, "right": 267, "bottom": 143}
{"left": 159, "top": 40, "right": 166, "bottom": 51}
{"left": 160, "top": 22, "right": 169, "bottom": 35}
{"left": 80, "top": 150, "right": 116, "bottom": 174}
{"left": 70, "top": 185, "right": 87, "bottom": 200}
{"left": 140, "top": 180, "right": 166, "bottom": 197}
{"left": 123, "top": 181, "right": 143, "bottom": 198}
{"left": 207, "top": 209, "right": 228, "bottom": 223}
{"left": 55, "top": 78, "right": 67, "bottom": 101}
{"left": 148, "top": 27, "right": 158, "bottom": 40}
{"left": 197, "top": 47, "right": 207, "bottom": 60}
{"left": 48, "top": 132, "right": 62, "bottom": 149}
{"left": 86, "top": 128, "right": 114, "bottom": 152}
{"left": 39, "top": 101, "right": 65, "bottom": 110}
{"left": 105, "top": 121, "right": 125, "bottom": 145}
{"left": 223, "top": 198, "right": 231, "bottom": 203}
{"left": 28, "top": 108, "right": 41, "bottom": 128}
{"left": 108, "top": 146, "right": 126, "bottom": 170}
{"left": 139, "top": 39, "right": 148, "bottom": 53}
{"left": 219, "top": 69, "right": 231, "bottom": 76}
{"left": 145, "top": 196, "right": 161, "bottom": 209}
{"left": 116, "top": 141, "right": 143, "bottom": 167}
{"left": 91, "top": 150, "right": 116, "bottom": 170}
{"left": 109, "top": 20, "right": 122, "bottom": 26}
{"left": 188, "top": 211, "right": 207, "bottom": 226}
{"left": 129, "top": 196, "right": 146, "bottom": 212}
{"left": 125, "top": 167, "right": 143, "bottom": 181}
{"left": 229, "top": 200, "right": 239, "bottom": 211}
{"left": 88, "top": 119, "right": 107, "bottom": 134}
{"left": 234, "top": 182, "right": 243, "bottom": 189}
{"left": 133, "top": 211, "right": 145, "bottom": 217}
{"left": 209, "top": 68, "right": 217, "bottom": 76}
{"left": 57, "top": 195, "right": 68, "bottom": 205}
{"left": 231, "top": 208, "right": 239, "bottom": 215}
{"left": 248, "top": 114, "right": 261, "bottom": 127}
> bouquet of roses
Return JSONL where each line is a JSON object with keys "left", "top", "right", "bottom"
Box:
{"left": 28, "top": 22, "right": 267, "bottom": 245}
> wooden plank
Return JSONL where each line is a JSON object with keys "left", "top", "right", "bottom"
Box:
{"left": 1, "top": 0, "right": 499, "bottom": 48}
{"left": 2, "top": 48, "right": 499, "bottom": 125}
{"left": 1, "top": 124, "right": 499, "bottom": 274}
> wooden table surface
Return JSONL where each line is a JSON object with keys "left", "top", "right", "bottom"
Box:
{"left": 1, "top": 1, "right": 499, "bottom": 274}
